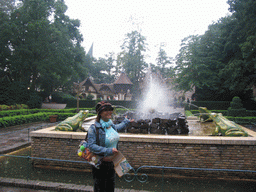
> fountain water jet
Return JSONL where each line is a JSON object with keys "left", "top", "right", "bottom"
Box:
{"left": 114, "top": 67, "right": 189, "bottom": 135}
{"left": 137, "top": 67, "right": 172, "bottom": 115}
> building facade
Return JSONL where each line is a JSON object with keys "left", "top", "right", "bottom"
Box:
{"left": 76, "top": 72, "right": 133, "bottom": 101}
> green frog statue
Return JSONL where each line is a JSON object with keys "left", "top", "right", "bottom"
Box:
{"left": 55, "top": 110, "right": 89, "bottom": 132}
{"left": 199, "top": 107, "right": 248, "bottom": 137}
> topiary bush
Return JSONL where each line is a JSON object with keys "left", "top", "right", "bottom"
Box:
{"left": 228, "top": 96, "right": 246, "bottom": 117}
{"left": 52, "top": 92, "right": 76, "bottom": 103}
{"left": 26, "top": 91, "right": 43, "bottom": 109}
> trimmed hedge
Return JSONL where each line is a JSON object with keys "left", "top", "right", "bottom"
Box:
{"left": 64, "top": 99, "right": 137, "bottom": 109}
{"left": 189, "top": 110, "right": 256, "bottom": 124}
{"left": 226, "top": 116, "right": 256, "bottom": 124}
{"left": 227, "top": 108, "right": 246, "bottom": 117}
{"left": 246, "top": 110, "right": 256, "bottom": 117}
{"left": 185, "top": 101, "right": 230, "bottom": 110}
{"left": 0, "top": 108, "right": 94, "bottom": 118}
{"left": 190, "top": 110, "right": 228, "bottom": 116}
{"left": 109, "top": 101, "right": 137, "bottom": 109}
{"left": 0, "top": 104, "right": 29, "bottom": 111}
{"left": 0, "top": 113, "right": 49, "bottom": 128}
{"left": 0, "top": 112, "right": 95, "bottom": 128}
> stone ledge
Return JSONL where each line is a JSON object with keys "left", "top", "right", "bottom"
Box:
{"left": 30, "top": 117, "right": 256, "bottom": 145}
{"left": 119, "top": 134, "right": 256, "bottom": 145}
{"left": 31, "top": 127, "right": 256, "bottom": 146}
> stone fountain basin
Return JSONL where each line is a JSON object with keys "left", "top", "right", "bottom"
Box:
{"left": 30, "top": 116, "right": 256, "bottom": 179}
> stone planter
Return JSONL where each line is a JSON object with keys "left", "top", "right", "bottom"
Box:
{"left": 42, "top": 103, "right": 67, "bottom": 109}
{"left": 49, "top": 115, "right": 58, "bottom": 123}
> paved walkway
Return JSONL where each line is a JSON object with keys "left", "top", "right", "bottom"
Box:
{"left": 0, "top": 186, "right": 49, "bottom": 192}
{"left": 0, "top": 122, "right": 59, "bottom": 154}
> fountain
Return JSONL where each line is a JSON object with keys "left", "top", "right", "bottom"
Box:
{"left": 113, "top": 68, "right": 189, "bottom": 135}
{"left": 137, "top": 67, "right": 172, "bottom": 115}
{"left": 30, "top": 68, "right": 256, "bottom": 180}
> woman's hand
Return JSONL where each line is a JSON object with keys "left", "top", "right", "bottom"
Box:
{"left": 112, "top": 148, "right": 118, "bottom": 154}
{"left": 125, "top": 116, "right": 134, "bottom": 122}
{"left": 103, "top": 149, "right": 118, "bottom": 162}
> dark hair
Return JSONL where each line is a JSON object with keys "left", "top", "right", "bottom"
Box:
{"left": 95, "top": 101, "right": 113, "bottom": 122}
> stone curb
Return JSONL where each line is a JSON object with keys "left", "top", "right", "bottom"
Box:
{"left": 0, "top": 142, "right": 31, "bottom": 155}
{"left": 0, "top": 177, "right": 93, "bottom": 192}
{"left": 0, "top": 177, "right": 150, "bottom": 192}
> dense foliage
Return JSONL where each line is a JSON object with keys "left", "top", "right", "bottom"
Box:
{"left": 0, "top": 0, "right": 89, "bottom": 106}
{"left": 174, "top": 0, "right": 256, "bottom": 101}
{"left": 1, "top": 0, "right": 256, "bottom": 107}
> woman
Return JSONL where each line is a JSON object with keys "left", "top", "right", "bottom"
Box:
{"left": 87, "top": 101, "right": 132, "bottom": 192}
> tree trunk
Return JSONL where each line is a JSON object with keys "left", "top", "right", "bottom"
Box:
{"left": 76, "top": 96, "right": 80, "bottom": 113}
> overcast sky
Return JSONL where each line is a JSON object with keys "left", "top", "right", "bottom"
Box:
{"left": 64, "top": 0, "right": 230, "bottom": 64}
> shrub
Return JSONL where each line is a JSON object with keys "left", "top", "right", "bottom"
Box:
{"left": 86, "top": 94, "right": 94, "bottom": 100}
{"left": 0, "top": 113, "right": 48, "bottom": 128}
{"left": 65, "top": 99, "right": 96, "bottom": 108}
{"left": 0, "top": 104, "right": 29, "bottom": 111}
{"left": 228, "top": 96, "right": 246, "bottom": 117}
{"left": 21, "top": 104, "right": 29, "bottom": 109}
{"left": 26, "top": 91, "right": 43, "bottom": 109}
{"left": 52, "top": 92, "right": 76, "bottom": 103}
{"left": 185, "top": 110, "right": 193, "bottom": 117}
{"left": 246, "top": 110, "right": 256, "bottom": 117}
{"left": 0, "top": 105, "right": 9, "bottom": 111}
{"left": 0, "top": 108, "right": 94, "bottom": 118}
{"left": 0, "top": 108, "right": 96, "bottom": 128}
{"left": 190, "top": 110, "right": 228, "bottom": 116}
{"left": 184, "top": 101, "right": 230, "bottom": 110}
{"left": 226, "top": 116, "right": 256, "bottom": 124}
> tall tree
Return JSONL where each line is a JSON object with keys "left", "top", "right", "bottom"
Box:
{"left": 174, "top": 35, "right": 201, "bottom": 93}
{"left": 0, "top": 0, "right": 17, "bottom": 81}
{"left": 222, "top": 0, "right": 256, "bottom": 92}
{"left": 88, "top": 52, "right": 115, "bottom": 84}
{"left": 175, "top": 9, "right": 255, "bottom": 101}
{"left": 175, "top": 19, "right": 232, "bottom": 100}
{"left": 117, "top": 30, "right": 147, "bottom": 97}
{"left": 2, "top": 0, "right": 88, "bottom": 93}
{"left": 0, "top": 0, "right": 16, "bottom": 14}
{"left": 155, "top": 44, "right": 174, "bottom": 78}
{"left": 105, "top": 52, "right": 115, "bottom": 77}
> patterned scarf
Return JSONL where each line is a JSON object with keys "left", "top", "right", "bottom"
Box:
{"left": 100, "top": 119, "right": 113, "bottom": 130}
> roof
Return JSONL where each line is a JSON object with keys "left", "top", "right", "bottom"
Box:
{"left": 82, "top": 77, "right": 99, "bottom": 92}
{"left": 114, "top": 72, "right": 133, "bottom": 85}
{"left": 99, "top": 84, "right": 115, "bottom": 93}
{"left": 79, "top": 73, "right": 132, "bottom": 95}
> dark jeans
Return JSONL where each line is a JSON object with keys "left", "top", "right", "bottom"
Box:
{"left": 92, "top": 161, "right": 115, "bottom": 192}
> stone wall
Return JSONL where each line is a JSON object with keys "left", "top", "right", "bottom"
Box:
{"left": 118, "top": 141, "right": 255, "bottom": 179}
{"left": 31, "top": 127, "right": 256, "bottom": 180}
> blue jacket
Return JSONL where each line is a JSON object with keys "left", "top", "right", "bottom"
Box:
{"left": 87, "top": 118, "right": 130, "bottom": 157}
